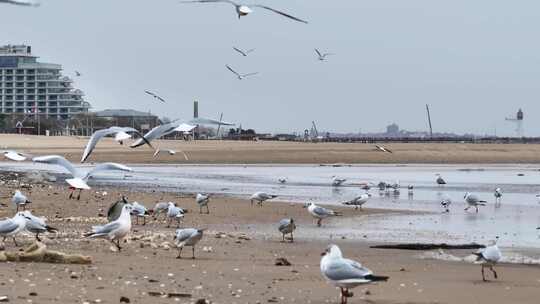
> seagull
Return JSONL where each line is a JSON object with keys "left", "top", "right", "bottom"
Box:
{"left": 196, "top": 193, "right": 210, "bottom": 214}
{"left": 74, "top": 71, "right": 81, "bottom": 77}
{"left": 167, "top": 202, "right": 185, "bottom": 228}
{"left": 152, "top": 201, "right": 170, "bottom": 220}
{"left": 2, "top": 150, "right": 32, "bottom": 161}
{"left": 250, "top": 192, "right": 277, "bottom": 206}
{"left": 182, "top": 0, "right": 308, "bottom": 23}
{"left": 407, "top": 185, "right": 414, "bottom": 195}
{"left": 374, "top": 144, "right": 392, "bottom": 153}
{"left": 0, "top": 212, "right": 31, "bottom": 246}
{"left": 305, "top": 202, "right": 341, "bottom": 227}
{"left": 12, "top": 190, "right": 31, "bottom": 212}
{"left": 436, "top": 174, "right": 446, "bottom": 186}
{"left": 464, "top": 192, "right": 487, "bottom": 213}
{"left": 440, "top": 196, "right": 452, "bottom": 213}
{"left": 21, "top": 210, "right": 57, "bottom": 241}
{"left": 332, "top": 176, "right": 347, "bottom": 187}
{"left": 32, "top": 155, "right": 132, "bottom": 200}
{"left": 144, "top": 90, "right": 166, "bottom": 103}
{"left": 278, "top": 218, "right": 296, "bottom": 242}
{"left": 0, "top": 0, "right": 40, "bottom": 7}
{"left": 494, "top": 188, "right": 502, "bottom": 203}
{"left": 473, "top": 237, "right": 502, "bottom": 282}
{"left": 84, "top": 204, "right": 133, "bottom": 251}
{"left": 82, "top": 126, "right": 152, "bottom": 162}
{"left": 153, "top": 148, "right": 189, "bottom": 160}
{"left": 130, "top": 201, "right": 149, "bottom": 225}
{"left": 174, "top": 228, "right": 205, "bottom": 259}
{"left": 321, "top": 244, "right": 389, "bottom": 304}
{"left": 233, "top": 47, "right": 255, "bottom": 57}
{"left": 130, "top": 121, "right": 184, "bottom": 148}
{"left": 225, "top": 64, "right": 258, "bottom": 80}
{"left": 278, "top": 177, "right": 287, "bottom": 184}
{"left": 315, "top": 48, "right": 334, "bottom": 61}
{"left": 342, "top": 193, "right": 371, "bottom": 210}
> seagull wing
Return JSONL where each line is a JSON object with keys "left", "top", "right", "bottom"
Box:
{"left": 323, "top": 258, "right": 373, "bottom": 282}
{"left": 315, "top": 48, "right": 322, "bottom": 57}
{"left": 233, "top": 47, "right": 247, "bottom": 56}
{"left": 32, "top": 155, "right": 79, "bottom": 178}
{"left": 81, "top": 128, "right": 116, "bottom": 163}
{"left": 181, "top": 0, "right": 238, "bottom": 6}
{"left": 226, "top": 65, "right": 241, "bottom": 77}
{"left": 242, "top": 72, "right": 258, "bottom": 78}
{"left": 117, "top": 127, "right": 153, "bottom": 149}
{"left": 3, "top": 0, "right": 39, "bottom": 7}
{"left": 252, "top": 5, "right": 308, "bottom": 24}
{"left": 0, "top": 219, "right": 19, "bottom": 234}
{"left": 246, "top": 48, "right": 255, "bottom": 54}
{"left": 86, "top": 162, "right": 132, "bottom": 179}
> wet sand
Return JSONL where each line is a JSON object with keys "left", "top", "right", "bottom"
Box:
{"left": 4, "top": 134, "right": 540, "bottom": 164}
{"left": 1, "top": 181, "right": 539, "bottom": 304}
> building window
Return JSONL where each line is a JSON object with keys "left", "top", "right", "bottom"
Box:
{"left": 38, "top": 82, "right": 46, "bottom": 87}
{"left": 16, "top": 83, "right": 24, "bottom": 88}
{"left": 26, "top": 89, "right": 35, "bottom": 94}
{"left": 38, "top": 89, "right": 45, "bottom": 94}
{"left": 5, "top": 82, "right": 12, "bottom": 87}
{"left": 5, "top": 89, "right": 11, "bottom": 94}
{"left": 5, "top": 70, "right": 13, "bottom": 75}
{"left": 5, "top": 95, "right": 13, "bottom": 100}
{"left": 16, "top": 102, "right": 24, "bottom": 107}
{"left": 49, "top": 95, "right": 58, "bottom": 100}
{"left": 26, "top": 95, "right": 35, "bottom": 100}
{"left": 26, "top": 76, "right": 35, "bottom": 81}
{"left": 5, "top": 76, "right": 13, "bottom": 81}
{"left": 5, "top": 102, "right": 13, "bottom": 107}
{"left": 16, "top": 69, "right": 24, "bottom": 75}
{"left": 26, "top": 69, "right": 35, "bottom": 74}
{"left": 38, "top": 95, "right": 46, "bottom": 100}
{"left": 16, "top": 76, "right": 24, "bottom": 81}
{"left": 38, "top": 102, "right": 46, "bottom": 107}
{"left": 16, "top": 89, "right": 24, "bottom": 94}
{"left": 27, "top": 82, "right": 35, "bottom": 87}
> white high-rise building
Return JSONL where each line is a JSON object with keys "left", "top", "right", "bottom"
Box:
{"left": 0, "top": 45, "right": 90, "bottom": 120}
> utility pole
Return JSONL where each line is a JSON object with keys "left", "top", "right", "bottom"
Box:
{"left": 426, "top": 104, "right": 433, "bottom": 138}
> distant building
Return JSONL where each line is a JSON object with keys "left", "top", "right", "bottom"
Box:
{"left": 0, "top": 45, "right": 90, "bottom": 120}
{"left": 93, "top": 109, "right": 159, "bottom": 131}
{"left": 386, "top": 123, "right": 399, "bottom": 135}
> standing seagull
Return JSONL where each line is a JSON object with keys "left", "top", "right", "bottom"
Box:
{"left": 278, "top": 177, "right": 287, "bottom": 184}
{"left": 0, "top": 0, "right": 40, "bottom": 7}
{"left": 167, "top": 202, "right": 185, "bottom": 228}
{"left": 174, "top": 228, "right": 205, "bottom": 259}
{"left": 0, "top": 212, "right": 30, "bottom": 246}
{"left": 464, "top": 192, "right": 487, "bottom": 213}
{"left": 22, "top": 210, "right": 57, "bottom": 241}
{"left": 196, "top": 193, "right": 211, "bottom": 214}
{"left": 315, "top": 49, "right": 334, "bottom": 61}
{"left": 233, "top": 47, "right": 255, "bottom": 57}
{"left": 225, "top": 65, "right": 258, "bottom": 80}
{"left": 182, "top": 0, "right": 308, "bottom": 23}
{"left": 130, "top": 201, "right": 149, "bottom": 225}
{"left": 81, "top": 127, "right": 152, "bottom": 162}
{"left": 250, "top": 192, "right": 277, "bottom": 206}
{"left": 436, "top": 174, "right": 446, "bottom": 186}
{"left": 342, "top": 193, "right": 371, "bottom": 210}
{"left": 494, "top": 188, "right": 502, "bottom": 204}
{"left": 305, "top": 202, "right": 341, "bottom": 227}
{"left": 473, "top": 237, "right": 502, "bottom": 282}
{"left": 84, "top": 204, "right": 133, "bottom": 251}
{"left": 321, "top": 245, "right": 389, "bottom": 304}
{"left": 440, "top": 196, "right": 452, "bottom": 213}
{"left": 278, "top": 218, "right": 296, "bottom": 242}
{"left": 12, "top": 190, "right": 31, "bottom": 212}
{"left": 144, "top": 90, "right": 166, "bottom": 103}
{"left": 33, "top": 155, "right": 132, "bottom": 200}
{"left": 332, "top": 176, "right": 347, "bottom": 187}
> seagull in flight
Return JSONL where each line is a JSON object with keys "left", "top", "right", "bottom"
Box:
{"left": 2, "top": 150, "right": 32, "bottom": 161}
{"left": 233, "top": 47, "right": 255, "bottom": 57}
{"left": 315, "top": 49, "right": 334, "bottom": 61}
{"left": 0, "top": 0, "right": 40, "bottom": 7}
{"left": 82, "top": 126, "right": 152, "bottom": 163}
{"left": 182, "top": 0, "right": 308, "bottom": 24}
{"left": 226, "top": 65, "right": 258, "bottom": 80}
{"left": 75, "top": 71, "right": 81, "bottom": 77}
{"left": 144, "top": 90, "right": 166, "bottom": 103}
{"left": 374, "top": 144, "right": 393, "bottom": 153}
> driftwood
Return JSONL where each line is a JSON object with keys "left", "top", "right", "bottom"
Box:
{"left": 370, "top": 243, "right": 485, "bottom": 250}
{"left": 0, "top": 242, "right": 92, "bottom": 264}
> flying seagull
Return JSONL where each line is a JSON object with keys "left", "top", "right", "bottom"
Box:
{"left": 182, "top": 0, "right": 308, "bottom": 24}
{"left": 226, "top": 64, "right": 258, "bottom": 80}
{"left": 144, "top": 90, "right": 166, "bottom": 103}
{"left": 315, "top": 48, "right": 334, "bottom": 61}
{"left": 82, "top": 126, "right": 152, "bottom": 163}
{"left": 374, "top": 145, "right": 393, "bottom": 153}
{"left": 321, "top": 245, "right": 389, "bottom": 304}
{"left": 2, "top": 150, "right": 32, "bottom": 161}
{"left": 233, "top": 47, "right": 255, "bottom": 57}
{"left": 0, "top": 0, "right": 40, "bottom": 7}
{"left": 473, "top": 237, "right": 502, "bottom": 282}
{"left": 32, "top": 155, "right": 132, "bottom": 199}
{"left": 75, "top": 71, "right": 81, "bottom": 77}
{"left": 130, "top": 120, "right": 183, "bottom": 148}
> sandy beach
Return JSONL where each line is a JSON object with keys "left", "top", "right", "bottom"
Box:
{"left": 0, "top": 177, "right": 539, "bottom": 304}
{"left": 4, "top": 134, "right": 540, "bottom": 164}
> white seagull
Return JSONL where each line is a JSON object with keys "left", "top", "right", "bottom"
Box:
{"left": 167, "top": 202, "right": 185, "bottom": 228}
{"left": 250, "top": 192, "right": 277, "bottom": 206}
{"left": 21, "top": 210, "right": 57, "bottom": 241}
{"left": 0, "top": 212, "right": 30, "bottom": 246}
{"left": 130, "top": 201, "right": 149, "bottom": 225}
{"left": 436, "top": 174, "right": 446, "bottom": 186}
{"left": 315, "top": 48, "right": 334, "bottom": 61}
{"left": 440, "top": 196, "right": 452, "bottom": 213}
{"left": 32, "top": 155, "right": 132, "bottom": 200}
{"left": 233, "top": 47, "right": 255, "bottom": 57}
{"left": 332, "top": 176, "right": 347, "bottom": 187}
{"left": 464, "top": 192, "right": 487, "bottom": 213}
{"left": 473, "top": 237, "right": 502, "bottom": 282}
{"left": 144, "top": 90, "right": 166, "bottom": 103}
{"left": 342, "top": 193, "right": 371, "bottom": 210}
{"left": 374, "top": 144, "right": 392, "bottom": 153}
{"left": 321, "top": 245, "right": 389, "bottom": 304}
{"left": 130, "top": 121, "right": 183, "bottom": 148}
{"left": 2, "top": 150, "right": 32, "bottom": 161}
{"left": 74, "top": 71, "right": 81, "bottom": 77}
{"left": 152, "top": 201, "right": 170, "bottom": 220}
{"left": 12, "top": 190, "right": 31, "bottom": 212}
{"left": 0, "top": 0, "right": 39, "bottom": 7}
{"left": 494, "top": 188, "right": 502, "bottom": 203}
{"left": 84, "top": 204, "right": 133, "bottom": 251}
{"left": 174, "top": 228, "right": 205, "bottom": 259}
{"left": 182, "top": 0, "right": 308, "bottom": 23}
{"left": 81, "top": 126, "right": 152, "bottom": 162}
{"left": 278, "top": 218, "right": 296, "bottom": 242}
{"left": 196, "top": 193, "right": 211, "bottom": 214}
{"left": 278, "top": 177, "right": 287, "bottom": 184}
{"left": 305, "top": 202, "right": 341, "bottom": 227}
{"left": 226, "top": 64, "right": 258, "bottom": 80}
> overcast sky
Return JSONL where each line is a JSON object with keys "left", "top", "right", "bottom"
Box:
{"left": 2, "top": 0, "right": 539, "bottom": 136}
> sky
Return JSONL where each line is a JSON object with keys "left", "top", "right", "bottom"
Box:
{"left": 2, "top": 0, "right": 539, "bottom": 136}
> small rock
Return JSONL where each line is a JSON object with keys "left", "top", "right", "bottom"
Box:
{"left": 119, "top": 296, "right": 130, "bottom": 303}
{"left": 0, "top": 296, "right": 8, "bottom": 302}
{"left": 29, "top": 292, "right": 37, "bottom": 296}
{"left": 275, "top": 258, "right": 291, "bottom": 266}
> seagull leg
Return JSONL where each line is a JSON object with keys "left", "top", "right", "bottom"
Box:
{"left": 317, "top": 219, "right": 322, "bottom": 227}
{"left": 113, "top": 239, "right": 122, "bottom": 251}
{"left": 16, "top": 205, "right": 19, "bottom": 212}
{"left": 464, "top": 206, "right": 470, "bottom": 211}
{"left": 206, "top": 205, "right": 210, "bottom": 214}
{"left": 199, "top": 206, "right": 202, "bottom": 214}
{"left": 481, "top": 265, "right": 486, "bottom": 281}
{"left": 192, "top": 246, "right": 195, "bottom": 259}
{"left": 12, "top": 237, "right": 18, "bottom": 247}
{"left": 69, "top": 191, "right": 73, "bottom": 199}
{"left": 490, "top": 266, "right": 498, "bottom": 279}
{"left": 35, "top": 233, "right": 41, "bottom": 242}
{"left": 176, "top": 247, "right": 183, "bottom": 259}
{"left": 476, "top": 206, "right": 479, "bottom": 213}
{"left": 282, "top": 233, "right": 285, "bottom": 242}
{"left": 290, "top": 232, "right": 294, "bottom": 243}
{"left": 250, "top": 199, "right": 253, "bottom": 206}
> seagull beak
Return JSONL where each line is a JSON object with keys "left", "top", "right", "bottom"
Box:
{"left": 320, "top": 251, "right": 327, "bottom": 256}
